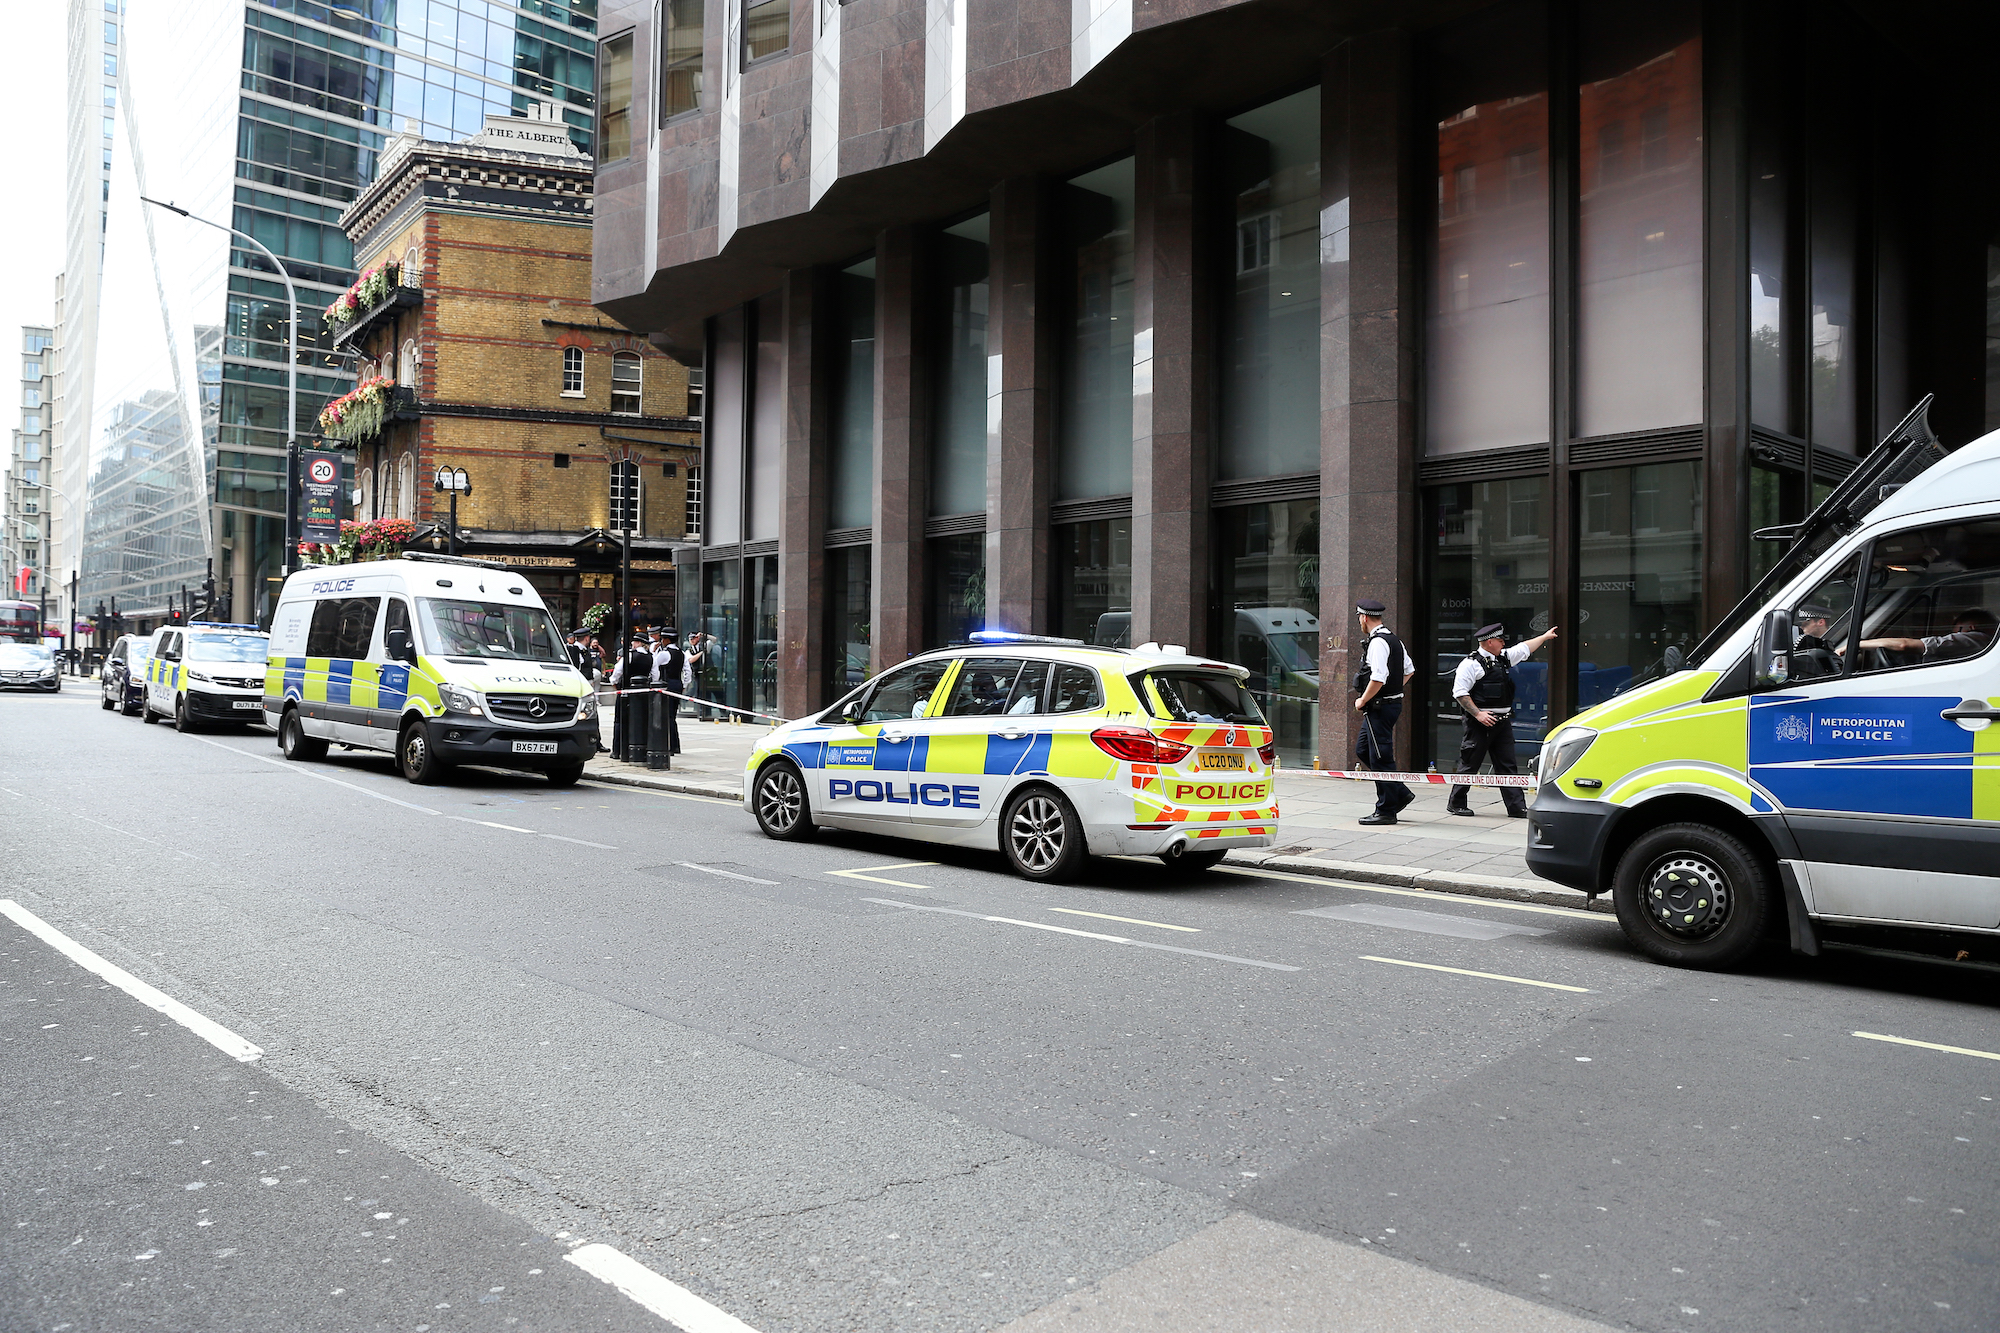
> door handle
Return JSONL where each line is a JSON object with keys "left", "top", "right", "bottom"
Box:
{"left": 881, "top": 728, "right": 906, "bottom": 743}
{"left": 1940, "top": 699, "right": 2000, "bottom": 721}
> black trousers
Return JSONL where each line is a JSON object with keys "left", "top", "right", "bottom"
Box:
{"left": 1449, "top": 714, "right": 1525, "bottom": 814}
{"left": 1356, "top": 697, "right": 1412, "bottom": 816}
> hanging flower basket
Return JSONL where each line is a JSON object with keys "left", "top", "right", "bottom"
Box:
{"left": 580, "top": 602, "right": 612, "bottom": 634}
{"left": 297, "top": 517, "right": 418, "bottom": 566}
{"left": 323, "top": 262, "right": 401, "bottom": 330}
{"left": 318, "top": 374, "right": 397, "bottom": 442}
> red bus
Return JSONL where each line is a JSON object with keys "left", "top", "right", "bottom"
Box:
{"left": 0, "top": 601, "right": 40, "bottom": 644}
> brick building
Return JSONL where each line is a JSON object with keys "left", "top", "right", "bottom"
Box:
{"left": 332, "top": 109, "right": 702, "bottom": 630}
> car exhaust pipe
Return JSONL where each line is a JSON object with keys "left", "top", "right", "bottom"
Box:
{"left": 1160, "top": 837, "right": 1190, "bottom": 862}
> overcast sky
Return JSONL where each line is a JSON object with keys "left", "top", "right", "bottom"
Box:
{"left": 2, "top": 5, "right": 68, "bottom": 350}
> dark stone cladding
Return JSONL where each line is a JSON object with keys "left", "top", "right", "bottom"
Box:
{"left": 593, "top": 0, "right": 1449, "bottom": 355}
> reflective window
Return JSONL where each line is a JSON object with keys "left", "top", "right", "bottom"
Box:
{"left": 599, "top": 32, "right": 632, "bottom": 160}
{"left": 1576, "top": 461, "right": 1702, "bottom": 706}
{"left": 826, "top": 545, "right": 870, "bottom": 698}
{"left": 611, "top": 351, "right": 642, "bottom": 414}
{"left": 1809, "top": 50, "right": 1862, "bottom": 455}
{"left": 750, "top": 552, "right": 779, "bottom": 717}
{"left": 942, "top": 657, "right": 1024, "bottom": 716}
{"left": 1574, "top": 2, "right": 1702, "bottom": 437}
{"left": 932, "top": 215, "right": 990, "bottom": 516}
{"left": 562, "top": 345, "right": 583, "bottom": 394}
{"left": 1004, "top": 659, "right": 1050, "bottom": 713}
{"left": 1782, "top": 552, "right": 1858, "bottom": 683}
{"left": 699, "top": 560, "right": 741, "bottom": 711}
{"left": 1851, "top": 520, "right": 2000, "bottom": 675}
{"left": 1219, "top": 89, "right": 1320, "bottom": 480}
{"left": 1054, "top": 518, "right": 1130, "bottom": 646}
{"left": 1059, "top": 158, "right": 1134, "bottom": 499}
{"left": 749, "top": 291, "right": 783, "bottom": 539}
{"left": 743, "top": 0, "right": 790, "bottom": 64}
{"left": 928, "top": 534, "right": 984, "bottom": 647}
{"left": 1425, "top": 478, "right": 1553, "bottom": 762}
{"left": 661, "top": 0, "right": 702, "bottom": 119}
{"left": 829, "top": 259, "right": 875, "bottom": 530}
{"left": 1425, "top": 0, "right": 1549, "bottom": 455}
{"left": 1213, "top": 499, "right": 1319, "bottom": 765}
{"left": 860, "top": 659, "right": 950, "bottom": 722}
{"left": 1048, "top": 664, "right": 1103, "bottom": 714}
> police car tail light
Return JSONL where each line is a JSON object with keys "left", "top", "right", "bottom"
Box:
{"left": 1091, "top": 726, "right": 1194, "bottom": 764}
{"left": 1258, "top": 742, "right": 1278, "bottom": 766}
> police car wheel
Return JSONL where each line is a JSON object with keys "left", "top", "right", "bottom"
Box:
{"left": 1612, "top": 822, "right": 1773, "bottom": 971}
{"left": 1002, "top": 788, "right": 1086, "bottom": 882}
{"left": 1161, "top": 848, "right": 1228, "bottom": 875}
{"left": 400, "top": 721, "right": 451, "bottom": 786}
{"left": 752, "top": 761, "right": 814, "bottom": 841}
{"left": 279, "top": 708, "right": 328, "bottom": 762}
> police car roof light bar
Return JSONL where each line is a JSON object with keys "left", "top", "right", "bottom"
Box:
{"left": 398, "top": 551, "right": 511, "bottom": 572}
{"left": 188, "top": 622, "right": 263, "bottom": 631}
{"left": 967, "top": 630, "right": 1088, "bottom": 648}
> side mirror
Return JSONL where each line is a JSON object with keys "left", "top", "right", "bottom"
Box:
{"left": 385, "top": 627, "right": 417, "bottom": 664}
{"left": 1751, "top": 607, "right": 1793, "bottom": 692}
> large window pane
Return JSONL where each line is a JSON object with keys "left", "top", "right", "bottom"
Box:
{"left": 1426, "top": 0, "right": 1549, "bottom": 455}
{"left": 749, "top": 290, "right": 783, "bottom": 540}
{"left": 1575, "top": 4, "right": 1702, "bottom": 437}
{"left": 932, "top": 215, "right": 989, "bottom": 517}
{"left": 1212, "top": 500, "right": 1320, "bottom": 766}
{"left": 1748, "top": 58, "right": 1793, "bottom": 434}
{"left": 1576, "top": 461, "right": 1702, "bottom": 708}
{"left": 1219, "top": 88, "right": 1321, "bottom": 481}
{"left": 1053, "top": 518, "right": 1130, "bottom": 645}
{"left": 598, "top": 32, "right": 631, "bottom": 161}
{"left": 928, "top": 533, "right": 985, "bottom": 646}
{"left": 660, "top": 0, "right": 702, "bottom": 120}
{"left": 1425, "top": 478, "right": 1552, "bottom": 766}
{"left": 826, "top": 545, "right": 871, "bottom": 699}
{"left": 1808, "top": 27, "right": 1861, "bottom": 453}
{"left": 749, "top": 552, "right": 778, "bottom": 716}
{"left": 1059, "top": 158, "right": 1135, "bottom": 499}
{"left": 829, "top": 259, "right": 875, "bottom": 530}
{"left": 743, "top": 0, "right": 789, "bottom": 64}
{"left": 705, "top": 306, "right": 744, "bottom": 545}
{"left": 699, "top": 560, "right": 742, "bottom": 712}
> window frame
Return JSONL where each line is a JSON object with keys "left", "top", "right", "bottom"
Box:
{"left": 597, "top": 29, "right": 635, "bottom": 162}
{"left": 561, "top": 345, "right": 584, "bottom": 397}
{"left": 610, "top": 350, "right": 643, "bottom": 415}
{"left": 1843, "top": 523, "right": 2000, "bottom": 680}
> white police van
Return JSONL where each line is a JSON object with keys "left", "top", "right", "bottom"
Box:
{"left": 142, "top": 622, "right": 271, "bottom": 732}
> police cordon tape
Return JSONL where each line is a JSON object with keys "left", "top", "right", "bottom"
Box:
{"left": 1308, "top": 768, "right": 1538, "bottom": 788}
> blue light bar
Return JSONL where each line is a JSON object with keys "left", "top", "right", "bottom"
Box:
{"left": 189, "top": 622, "right": 265, "bottom": 631}
{"left": 967, "top": 630, "right": 1087, "bottom": 647}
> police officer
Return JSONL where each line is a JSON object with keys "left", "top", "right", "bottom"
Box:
{"left": 1353, "top": 599, "right": 1418, "bottom": 826}
{"left": 1447, "top": 620, "right": 1558, "bottom": 819}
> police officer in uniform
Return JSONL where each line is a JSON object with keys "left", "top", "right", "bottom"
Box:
{"left": 1448, "top": 620, "right": 1558, "bottom": 819}
{"left": 1353, "top": 599, "right": 1418, "bottom": 826}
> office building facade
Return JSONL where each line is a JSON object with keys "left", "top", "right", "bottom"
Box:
{"left": 591, "top": 0, "right": 2000, "bottom": 768}
{"left": 77, "top": 0, "right": 599, "bottom": 632}
{"left": 6, "top": 329, "right": 59, "bottom": 623}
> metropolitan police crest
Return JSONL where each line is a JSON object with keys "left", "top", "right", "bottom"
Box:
{"left": 1773, "top": 712, "right": 1811, "bottom": 743}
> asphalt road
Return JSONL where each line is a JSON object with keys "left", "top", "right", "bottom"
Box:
{"left": 1, "top": 687, "right": 1995, "bottom": 1332}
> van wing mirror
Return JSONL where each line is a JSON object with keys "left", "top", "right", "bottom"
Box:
{"left": 384, "top": 626, "right": 418, "bottom": 663}
{"left": 1751, "top": 607, "right": 1793, "bottom": 692}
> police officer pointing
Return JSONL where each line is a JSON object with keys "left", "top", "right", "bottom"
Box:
{"left": 1447, "top": 620, "right": 1557, "bottom": 819}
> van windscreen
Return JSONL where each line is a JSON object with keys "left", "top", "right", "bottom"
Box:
{"left": 417, "top": 599, "right": 567, "bottom": 662}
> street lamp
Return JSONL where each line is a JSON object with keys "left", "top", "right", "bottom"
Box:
{"left": 432, "top": 466, "right": 470, "bottom": 557}
{"left": 142, "top": 197, "right": 301, "bottom": 577}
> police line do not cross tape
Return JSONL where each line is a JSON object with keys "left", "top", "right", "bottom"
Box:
{"left": 1309, "top": 768, "right": 1538, "bottom": 789}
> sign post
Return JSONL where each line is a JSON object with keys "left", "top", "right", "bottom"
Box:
{"left": 301, "top": 451, "right": 343, "bottom": 547}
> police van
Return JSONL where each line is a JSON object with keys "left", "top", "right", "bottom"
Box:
{"left": 1527, "top": 398, "right": 2000, "bottom": 969}
{"left": 264, "top": 553, "right": 598, "bottom": 786}
{"left": 744, "top": 635, "right": 1280, "bottom": 880}
{"left": 142, "top": 623, "right": 271, "bottom": 731}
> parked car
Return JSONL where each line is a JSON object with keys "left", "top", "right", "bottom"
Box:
{"left": 99, "top": 633, "right": 152, "bottom": 715}
{"left": 0, "top": 642, "right": 61, "bottom": 692}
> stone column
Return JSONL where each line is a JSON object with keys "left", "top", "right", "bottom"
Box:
{"left": 985, "top": 176, "right": 1054, "bottom": 636}
{"left": 777, "top": 266, "right": 829, "bottom": 717}
{"left": 1320, "top": 32, "right": 1419, "bottom": 770}
{"left": 1130, "top": 112, "right": 1212, "bottom": 652}
{"left": 872, "top": 225, "right": 929, "bottom": 669}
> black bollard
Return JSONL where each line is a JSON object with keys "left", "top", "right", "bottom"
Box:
{"left": 625, "top": 691, "right": 650, "bottom": 766}
{"left": 647, "top": 692, "right": 674, "bottom": 770}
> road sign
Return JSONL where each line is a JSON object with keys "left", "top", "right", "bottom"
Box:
{"left": 301, "top": 450, "right": 344, "bottom": 543}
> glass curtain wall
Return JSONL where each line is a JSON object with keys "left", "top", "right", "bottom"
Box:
{"left": 1213, "top": 501, "right": 1321, "bottom": 767}
{"left": 1576, "top": 461, "right": 1702, "bottom": 707}
{"left": 749, "top": 553, "right": 778, "bottom": 717}
{"left": 928, "top": 533, "right": 984, "bottom": 647}
{"left": 829, "top": 258, "right": 875, "bottom": 530}
{"left": 1425, "top": 478, "right": 1552, "bottom": 764}
{"left": 699, "top": 559, "right": 742, "bottom": 713}
{"left": 1058, "top": 159, "right": 1135, "bottom": 499}
{"left": 1054, "top": 519, "right": 1130, "bottom": 646}
{"left": 1425, "top": 0, "right": 1549, "bottom": 455}
{"left": 932, "top": 215, "right": 989, "bottom": 517}
{"left": 826, "top": 546, "right": 871, "bottom": 698}
{"left": 1219, "top": 89, "right": 1321, "bottom": 480}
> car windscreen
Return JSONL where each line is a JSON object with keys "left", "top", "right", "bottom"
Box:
{"left": 1139, "top": 670, "right": 1266, "bottom": 725}
{"left": 0, "top": 644, "right": 52, "bottom": 667}
{"left": 187, "top": 634, "right": 268, "bottom": 662}
{"left": 1267, "top": 631, "right": 1319, "bottom": 673}
{"left": 416, "top": 598, "right": 567, "bottom": 662}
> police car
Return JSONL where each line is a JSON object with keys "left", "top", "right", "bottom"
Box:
{"left": 142, "top": 623, "right": 272, "bottom": 732}
{"left": 744, "top": 634, "right": 1281, "bottom": 880}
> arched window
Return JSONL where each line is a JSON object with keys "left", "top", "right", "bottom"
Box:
{"left": 611, "top": 351, "right": 642, "bottom": 415}
{"left": 399, "top": 338, "right": 418, "bottom": 385}
{"left": 402, "top": 245, "right": 420, "bottom": 287}
{"left": 356, "top": 466, "right": 373, "bottom": 520}
{"left": 561, "top": 346, "right": 584, "bottom": 396}
{"left": 397, "top": 454, "right": 416, "bottom": 521}
{"left": 377, "top": 459, "right": 390, "bottom": 519}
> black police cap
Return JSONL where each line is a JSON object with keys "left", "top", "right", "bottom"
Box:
{"left": 1474, "top": 622, "right": 1507, "bottom": 642}
{"left": 1355, "top": 598, "right": 1386, "bottom": 614}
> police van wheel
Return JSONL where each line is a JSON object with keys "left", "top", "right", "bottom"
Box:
{"left": 279, "top": 708, "right": 328, "bottom": 762}
{"left": 1612, "top": 823, "right": 1773, "bottom": 971}
{"left": 141, "top": 699, "right": 160, "bottom": 724}
{"left": 752, "top": 761, "right": 814, "bottom": 841}
{"left": 399, "top": 721, "right": 451, "bottom": 786}
{"left": 546, "top": 763, "right": 585, "bottom": 788}
{"left": 1002, "top": 788, "right": 1087, "bottom": 882}
{"left": 174, "top": 695, "right": 198, "bottom": 733}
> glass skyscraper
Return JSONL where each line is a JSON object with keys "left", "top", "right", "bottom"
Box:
{"left": 79, "top": 0, "right": 597, "bottom": 625}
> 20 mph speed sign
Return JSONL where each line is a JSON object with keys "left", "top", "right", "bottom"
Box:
{"left": 300, "top": 449, "right": 345, "bottom": 543}
{"left": 308, "top": 456, "right": 338, "bottom": 485}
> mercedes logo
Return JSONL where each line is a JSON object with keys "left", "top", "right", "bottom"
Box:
{"left": 527, "top": 698, "right": 547, "bottom": 718}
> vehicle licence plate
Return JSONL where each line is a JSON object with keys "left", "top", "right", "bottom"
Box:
{"left": 511, "top": 740, "right": 559, "bottom": 754}
{"left": 1198, "top": 751, "right": 1246, "bottom": 770}
{"left": 233, "top": 700, "right": 263, "bottom": 710}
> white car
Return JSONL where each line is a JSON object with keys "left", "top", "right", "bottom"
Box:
{"left": 744, "top": 635, "right": 1282, "bottom": 880}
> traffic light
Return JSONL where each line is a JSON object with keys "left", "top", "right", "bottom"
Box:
{"left": 168, "top": 608, "right": 184, "bottom": 626}
{"left": 609, "top": 459, "right": 640, "bottom": 533}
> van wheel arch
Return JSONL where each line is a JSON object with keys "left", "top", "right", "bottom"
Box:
{"left": 1599, "top": 795, "right": 1786, "bottom": 940}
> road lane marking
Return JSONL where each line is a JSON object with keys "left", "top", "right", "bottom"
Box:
{"left": 677, "top": 862, "right": 780, "bottom": 885}
{"left": 1300, "top": 903, "right": 1550, "bottom": 941}
{"left": 865, "top": 898, "right": 1300, "bottom": 971}
{"left": 1049, "top": 907, "right": 1201, "bottom": 933}
{"left": 449, "top": 816, "right": 537, "bottom": 834}
{"left": 828, "top": 862, "right": 940, "bottom": 889}
{"left": 190, "top": 736, "right": 443, "bottom": 815}
{"left": 1361, "top": 954, "right": 1589, "bottom": 992}
{"left": 1852, "top": 1031, "right": 2000, "bottom": 1062}
{"left": 1216, "top": 863, "right": 1608, "bottom": 921}
{"left": 578, "top": 780, "right": 739, "bottom": 806}
{"left": 564, "top": 1243, "right": 761, "bottom": 1332}
{"left": 542, "top": 833, "right": 618, "bottom": 850}
{"left": 0, "top": 899, "right": 263, "bottom": 1063}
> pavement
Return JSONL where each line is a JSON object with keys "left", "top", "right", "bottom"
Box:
{"left": 5, "top": 687, "right": 1997, "bottom": 1333}
{"left": 582, "top": 701, "right": 1592, "bottom": 913}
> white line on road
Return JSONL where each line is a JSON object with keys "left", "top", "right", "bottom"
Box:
{"left": 0, "top": 899, "right": 263, "bottom": 1063}
{"left": 1217, "top": 863, "right": 1610, "bottom": 921}
{"left": 543, "top": 833, "right": 618, "bottom": 850}
{"left": 865, "top": 898, "right": 1301, "bottom": 971}
{"left": 189, "top": 736, "right": 443, "bottom": 815}
{"left": 826, "top": 862, "right": 940, "bottom": 889}
{"left": 449, "top": 816, "right": 538, "bottom": 834}
{"left": 1049, "top": 907, "right": 1201, "bottom": 933}
{"left": 677, "top": 862, "right": 780, "bottom": 885}
{"left": 564, "top": 1243, "right": 762, "bottom": 1333}
{"left": 1361, "top": 954, "right": 1590, "bottom": 993}
{"left": 1852, "top": 1030, "right": 2000, "bottom": 1062}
